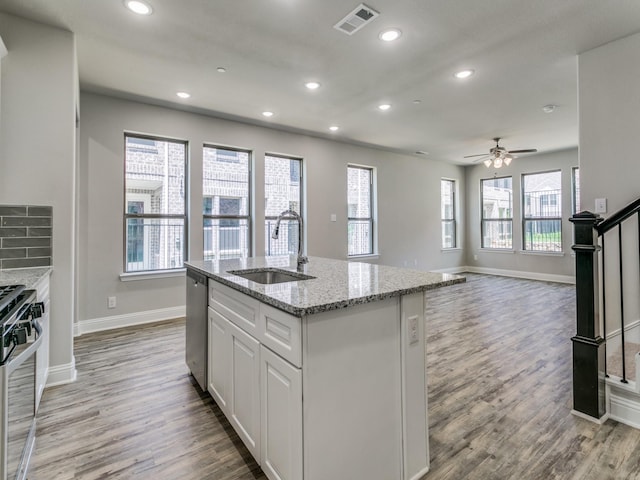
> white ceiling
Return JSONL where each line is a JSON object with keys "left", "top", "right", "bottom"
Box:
{"left": 2, "top": 0, "right": 640, "bottom": 164}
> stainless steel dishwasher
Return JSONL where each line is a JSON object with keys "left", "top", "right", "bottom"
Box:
{"left": 186, "top": 268, "right": 207, "bottom": 390}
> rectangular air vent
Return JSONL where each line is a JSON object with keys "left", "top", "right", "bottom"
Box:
{"left": 333, "top": 3, "right": 380, "bottom": 35}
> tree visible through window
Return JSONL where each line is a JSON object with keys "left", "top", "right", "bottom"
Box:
{"left": 265, "top": 154, "right": 303, "bottom": 256}
{"left": 441, "top": 179, "right": 456, "bottom": 248}
{"left": 124, "top": 134, "right": 187, "bottom": 273}
{"left": 481, "top": 177, "right": 513, "bottom": 249}
{"left": 203, "top": 145, "right": 251, "bottom": 260}
{"left": 347, "top": 166, "right": 374, "bottom": 256}
{"left": 523, "top": 170, "right": 562, "bottom": 252}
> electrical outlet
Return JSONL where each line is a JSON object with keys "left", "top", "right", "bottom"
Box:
{"left": 474, "top": 254, "right": 478, "bottom": 261}
{"left": 330, "top": 214, "right": 337, "bottom": 222}
{"left": 408, "top": 315, "right": 419, "bottom": 345}
{"left": 108, "top": 296, "right": 116, "bottom": 309}
{"left": 595, "top": 198, "right": 607, "bottom": 214}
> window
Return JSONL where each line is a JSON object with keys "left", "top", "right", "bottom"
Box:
{"left": 347, "top": 165, "right": 374, "bottom": 256}
{"left": 572, "top": 167, "right": 580, "bottom": 214}
{"left": 522, "top": 170, "right": 562, "bottom": 252}
{"left": 265, "top": 154, "right": 303, "bottom": 256}
{"left": 481, "top": 177, "right": 513, "bottom": 249}
{"left": 441, "top": 179, "right": 456, "bottom": 248}
{"left": 124, "top": 134, "right": 187, "bottom": 272}
{"left": 203, "top": 145, "right": 251, "bottom": 260}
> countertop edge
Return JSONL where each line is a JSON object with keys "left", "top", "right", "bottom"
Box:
{"left": 0, "top": 266, "right": 53, "bottom": 290}
{"left": 186, "top": 261, "right": 466, "bottom": 317}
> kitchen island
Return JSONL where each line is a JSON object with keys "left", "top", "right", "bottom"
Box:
{"left": 185, "top": 256, "right": 464, "bottom": 480}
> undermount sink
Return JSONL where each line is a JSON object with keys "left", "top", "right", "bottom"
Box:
{"left": 228, "top": 268, "right": 316, "bottom": 285}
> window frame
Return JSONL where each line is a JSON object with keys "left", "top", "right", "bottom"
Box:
{"left": 264, "top": 153, "right": 304, "bottom": 257}
{"left": 572, "top": 167, "right": 580, "bottom": 215}
{"left": 480, "top": 176, "right": 513, "bottom": 250}
{"left": 441, "top": 178, "right": 457, "bottom": 249}
{"left": 521, "top": 169, "right": 562, "bottom": 252}
{"left": 202, "top": 144, "right": 252, "bottom": 260}
{"left": 123, "top": 132, "right": 188, "bottom": 273}
{"left": 347, "top": 164, "right": 375, "bottom": 257}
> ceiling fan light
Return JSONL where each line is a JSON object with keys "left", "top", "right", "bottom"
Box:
{"left": 483, "top": 159, "right": 492, "bottom": 168}
{"left": 493, "top": 157, "right": 503, "bottom": 168}
{"left": 504, "top": 155, "right": 512, "bottom": 166}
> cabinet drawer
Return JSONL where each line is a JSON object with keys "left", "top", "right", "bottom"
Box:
{"left": 259, "top": 303, "right": 302, "bottom": 368}
{"left": 209, "top": 281, "right": 260, "bottom": 337}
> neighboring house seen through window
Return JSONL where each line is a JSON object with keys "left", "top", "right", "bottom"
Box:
{"left": 265, "top": 154, "right": 303, "bottom": 256}
{"left": 481, "top": 176, "right": 513, "bottom": 249}
{"left": 572, "top": 167, "right": 580, "bottom": 214}
{"left": 124, "top": 134, "right": 187, "bottom": 273}
{"left": 203, "top": 145, "right": 251, "bottom": 260}
{"left": 441, "top": 179, "right": 456, "bottom": 248}
{"left": 347, "top": 165, "right": 375, "bottom": 256}
{"left": 522, "top": 170, "right": 562, "bottom": 252}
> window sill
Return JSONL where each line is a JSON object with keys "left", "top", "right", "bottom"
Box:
{"left": 120, "top": 268, "right": 186, "bottom": 282}
{"left": 348, "top": 254, "right": 380, "bottom": 261}
{"left": 441, "top": 248, "right": 462, "bottom": 253}
{"left": 519, "top": 250, "right": 565, "bottom": 257}
{"left": 479, "top": 248, "right": 516, "bottom": 254}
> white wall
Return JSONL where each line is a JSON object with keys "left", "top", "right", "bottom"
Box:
{"left": 579, "top": 32, "right": 640, "bottom": 332}
{"left": 0, "top": 14, "right": 77, "bottom": 383}
{"left": 464, "top": 148, "right": 578, "bottom": 281}
{"left": 78, "top": 92, "right": 465, "bottom": 322}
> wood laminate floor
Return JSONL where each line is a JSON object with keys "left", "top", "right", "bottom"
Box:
{"left": 30, "top": 274, "right": 640, "bottom": 479}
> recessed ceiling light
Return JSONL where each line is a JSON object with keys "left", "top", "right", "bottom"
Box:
{"left": 329, "top": 126, "right": 340, "bottom": 132}
{"left": 124, "top": 0, "right": 153, "bottom": 15}
{"left": 262, "top": 111, "right": 274, "bottom": 117}
{"left": 415, "top": 151, "right": 429, "bottom": 155}
{"left": 454, "top": 69, "right": 474, "bottom": 79}
{"left": 305, "top": 81, "right": 321, "bottom": 90}
{"left": 217, "top": 67, "right": 227, "bottom": 73}
{"left": 378, "top": 104, "right": 391, "bottom": 111}
{"left": 379, "top": 28, "right": 402, "bottom": 42}
{"left": 542, "top": 104, "right": 557, "bottom": 113}
{"left": 176, "top": 92, "right": 190, "bottom": 99}
{"left": 413, "top": 99, "right": 422, "bottom": 105}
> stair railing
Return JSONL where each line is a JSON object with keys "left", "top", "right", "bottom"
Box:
{"left": 570, "top": 198, "right": 640, "bottom": 421}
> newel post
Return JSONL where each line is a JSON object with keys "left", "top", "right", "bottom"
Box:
{"left": 569, "top": 211, "right": 606, "bottom": 421}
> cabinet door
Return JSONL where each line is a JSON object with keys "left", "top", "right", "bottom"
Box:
{"left": 208, "top": 307, "right": 230, "bottom": 414}
{"left": 260, "top": 345, "right": 302, "bottom": 480}
{"left": 228, "top": 320, "right": 261, "bottom": 462}
{"left": 35, "top": 277, "right": 50, "bottom": 410}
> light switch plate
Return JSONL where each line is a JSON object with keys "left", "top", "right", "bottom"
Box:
{"left": 330, "top": 214, "right": 337, "bottom": 222}
{"left": 595, "top": 198, "right": 607, "bottom": 214}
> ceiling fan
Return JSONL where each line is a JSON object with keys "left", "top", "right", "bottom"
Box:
{"left": 464, "top": 137, "right": 538, "bottom": 168}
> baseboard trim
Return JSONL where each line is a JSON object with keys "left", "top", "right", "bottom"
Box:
{"left": 571, "top": 409, "right": 609, "bottom": 424}
{"left": 608, "top": 389, "right": 640, "bottom": 429}
{"left": 75, "top": 306, "right": 186, "bottom": 336}
{"left": 46, "top": 357, "right": 77, "bottom": 387}
{"left": 459, "top": 266, "right": 575, "bottom": 284}
{"left": 606, "top": 319, "right": 640, "bottom": 341}
{"left": 407, "top": 465, "right": 430, "bottom": 480}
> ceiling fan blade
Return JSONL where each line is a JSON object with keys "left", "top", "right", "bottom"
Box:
{"left": 464, "top": 153, "right": 491, "bottom": 158}
{"left": 471, "top": 155, "right": 491, "bottom": 163}
{"left": 507, "top": 148, "right": 537, "bottom": 154}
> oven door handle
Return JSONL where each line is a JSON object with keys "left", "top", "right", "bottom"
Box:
{"left": 32, "top": 319, "right": 42, "bottom": 336}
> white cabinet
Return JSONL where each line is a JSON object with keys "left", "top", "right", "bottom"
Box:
{"left": 204, "top": 276, "right": 427, "bottom": 480}
{"left": 208, "top": 307, "right": 230, "bottom": 413}
{"left": 227, "top": 319, "right": 261, "bottom": 461}
{"left": 208, "top": 307, "right": 261, "bottom": 460}
{"left": 260, "top": 345, "right": 302, "bottom": 480}
{"left": 34, "top": 273, "right": 50, "bottom": 410}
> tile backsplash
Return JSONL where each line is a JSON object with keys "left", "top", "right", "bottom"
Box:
{"left": 0, "top": 205, "right": 52, "bottom": 269}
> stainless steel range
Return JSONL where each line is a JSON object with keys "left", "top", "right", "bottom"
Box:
{"left": 0, "top": 285, "right": 44, "bottom": 480}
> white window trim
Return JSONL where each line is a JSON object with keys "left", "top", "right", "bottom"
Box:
{"left": 347, "top": 164, "right": 377, "bottom": 257}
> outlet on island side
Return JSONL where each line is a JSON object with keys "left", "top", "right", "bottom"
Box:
{"left": 108, "top": 296, "right": 117, "bottom": 309}
{"left": 408, "top": 315, "right": 419, "bottom": 345}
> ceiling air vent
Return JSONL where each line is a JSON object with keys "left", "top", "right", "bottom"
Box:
{"left": 333, "top": 3, "right": 380, "bottom": 35}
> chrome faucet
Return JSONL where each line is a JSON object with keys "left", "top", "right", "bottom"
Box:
{"left": 272, "top": 209, "right": 308, "bottom": 270}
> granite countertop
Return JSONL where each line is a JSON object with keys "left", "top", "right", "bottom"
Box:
{"left": 186, "top": 256, "right": 465, "bottom": 316}
{"left": 0, "top": 267, "right": 53, "bottom": 289}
